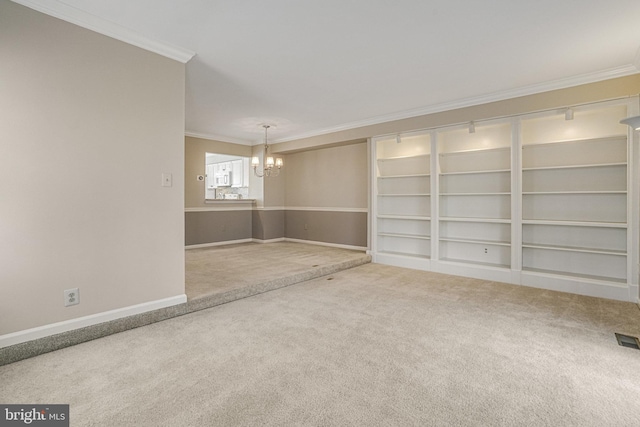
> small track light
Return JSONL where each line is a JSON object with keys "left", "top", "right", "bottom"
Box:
{"left": 565, "top": 108, "right": 574, "bottom": 120}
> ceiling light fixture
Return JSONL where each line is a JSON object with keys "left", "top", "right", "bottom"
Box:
{"left": 564, "top": 108, "right": 574, "bottom": 120}
{"left": 252, "top": 125, "right": 283, "bottom": 178}
{"left": 620, "top": 96, "right": 640, "bottom": 131}
{"left": 469, "top": 121, "right": 476, "bottom": 134}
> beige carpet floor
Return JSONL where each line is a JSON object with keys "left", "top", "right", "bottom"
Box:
{"left": 186, "top": 242, "right": 370, "bottom": 301}
{"left": 184, "top": 242, "right": 371, "bottom": 313}
{"left": 2, "top": 263, "right": 640, "bottom": 426}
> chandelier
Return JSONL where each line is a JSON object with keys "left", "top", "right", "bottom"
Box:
{"left": 252, "top": 125, "right": 283, "bottom": 178}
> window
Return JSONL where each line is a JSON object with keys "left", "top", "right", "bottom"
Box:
{"left": 205, "top": 153, "right": 250, "bottom": 200}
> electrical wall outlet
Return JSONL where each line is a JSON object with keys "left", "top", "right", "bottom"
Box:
{"left": 64, "top": 288, "right": 79, "bottom": 307}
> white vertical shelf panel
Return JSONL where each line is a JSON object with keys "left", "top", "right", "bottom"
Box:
{"left": 378, "top": 195, "right": 430, "bottom": 217}
{"left": 378, "top": 175, "right": 430, "bottom": 194}
{"left": 522, "top": 164, "right": 626, "bottom": 192}
{"left": 522, "top": 136, "right": 626, "bottom": 169}
{"left": 440, "top": 194, "right": 510, "bottom": 219}
{"left": 374, "top": 132, "right": 432, "bottom": 261}
{"left": 625, "top": 96, "right": 640, "bottom": 300}
{"left": 378, "top": 217, "right": 430, "bottom": 236}
{"left": 441, "top": 241, "right": 511, "bottom": 267}
{"left": 377, "top": 155, "right": 430, "bottom": 176}
{"left": 440, "top": 220, "right": 511, "bottom": 243}
{"left": 522, "top": 249, "right": 627, "bottom": 282}
{"left": 379, "top": 234, "right": 430, "bottom": 257}
{"left": 439, "top": 149, "right": 510, "bottom": 173}
{"left": 522, "top": 193, "right": 626, "bottom": 223}
{"left": 440, "top": 171, "right": 510, "bottom": 193}
{"left": 522, "top": 224, "right": 626, "bottom": 252}
{"left": 430, "top": 131, "right": 440, "bottom": 262}
{"left": 520, "top": 101, "right": 629, "bottom": 287}
{"left": 437, "top": 121, "right": 512, "bottom": 269}
{"left": 511, "top": 118, "right": 523, "bottom": 272}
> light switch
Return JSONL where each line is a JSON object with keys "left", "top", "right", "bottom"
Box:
{"left": 162, "top": 173, "right": 172, "bottom": 187}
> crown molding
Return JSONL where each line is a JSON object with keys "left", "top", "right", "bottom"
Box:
{"left": 275, "top": 65, "right": 640, "bottom": 143}
{"left": 634, "top": 46, "right": 640, "bottom": 72}
{"left": 12, "top": 0, "right": 195, "bottom": 63}
{"left": 184, "top": 131, "right": 254, "bottom": 146}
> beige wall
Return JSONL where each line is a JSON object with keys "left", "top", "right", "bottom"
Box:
{"left": 264, "top": 162, "right": 286, "bottom": 208}
{"left": 284, "top": 143, "right": 368, "bottom": 209}
{"left": 0, "top": 2, "right": 186, "bottom": 335}
{"left": 282, "top": 143, "right": 368, "bottom": 248}
{"left": 185, "top": 136, "right": 252, "bottom": 208}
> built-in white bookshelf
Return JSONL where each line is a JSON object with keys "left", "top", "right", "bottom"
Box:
{"left": 370, "top": 98, "right": 638, "bottom": 301}
{"left": 437, "top": 122, "right": 512, "bottom": 268}
{"left": 521, "top": 104, "right": 629, "bottom": 284}
{"left": 375, "top": 133, "right": 431, "bottom": 259}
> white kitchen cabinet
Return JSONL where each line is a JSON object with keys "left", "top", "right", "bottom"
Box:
{"left": 231, "top": 159, "right": 243, "bottom": 187}
{"left": 206, "top": 164, "right": 217, "bottom": 189}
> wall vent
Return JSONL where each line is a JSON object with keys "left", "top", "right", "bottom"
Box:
{"left": 615, "top": 333, "right": 640, "bottom": 350}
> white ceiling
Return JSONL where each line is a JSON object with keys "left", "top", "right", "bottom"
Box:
{"left": 18, "top": 0, "right": 640, "bottom": 144}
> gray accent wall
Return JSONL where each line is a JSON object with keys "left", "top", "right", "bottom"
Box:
{"left": 253, "top": 210, "right": 285, "bottom": 241}
{"left": 185, "top": 208, "right": 367, "bottom": 247}
{"left": 285, "top": 210, "right": 367, "bottom": 248}
{"left": 185, "top": 210, "right": 252, "bottom": 245}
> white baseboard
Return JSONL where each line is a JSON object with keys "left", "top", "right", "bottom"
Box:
{"left": 186, "top": 238, "right": 367, "bottom": 250}
{"left": 374, "top": 253, "right": 432, "bottom": 271}
{"left": 252, "top": 238, "right": 286, "bottom": 244}
{"left": 284, "top": 238, "right": 367, "bottom": 251}
{"left": 185, "top": 238, "right": 253, "bottom": 249}
{"left": 372, "top": 251, "right": 637, "bottom": 302}
{"left": 521, "top": 272, "right": 631, "bottom": 302}
{"left": 629, "top": 283, "right": 639, "bottom": 304}
{"left": 0, "top": 294, "right": 187, "bottom": 349}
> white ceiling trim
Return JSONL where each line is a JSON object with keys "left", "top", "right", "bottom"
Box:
{"left": 11, "top": 0, "right": 195, "bottom": 63}
{"left": 274, "top": 64, "right": 640, "bottom": 143}
{"left": 184, "top": 131, "right": 253, "bottom": 146}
